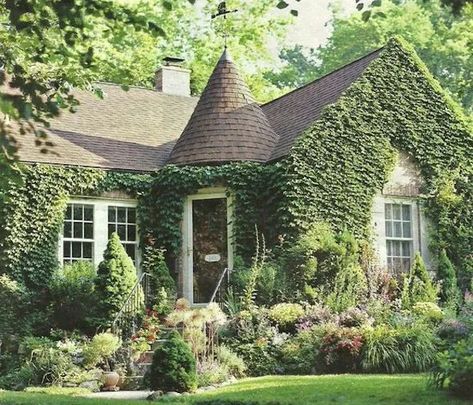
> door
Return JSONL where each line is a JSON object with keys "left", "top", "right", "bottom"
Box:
{"left": 182, "top": 191, "right": 233, "bottom": 304}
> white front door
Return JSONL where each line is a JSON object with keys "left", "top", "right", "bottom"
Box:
{"left": 182, "top": 189, "right": 233, "bottom": 304}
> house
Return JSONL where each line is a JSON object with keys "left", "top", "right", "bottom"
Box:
{"left": 1, "top": 37, "right": 471, "bottom": 304}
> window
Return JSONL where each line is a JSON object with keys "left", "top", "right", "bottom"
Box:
{"left": 62, "top": 204, "right": 94, "bottom": 264}
{"left": 60, "top": 199, "right": 139, "bottom": 267}
{"left": 108, "top": 206, "right": 138, "bottom": 265}
{"left": 385, "top": 203, "right": 413, "bottom": 273}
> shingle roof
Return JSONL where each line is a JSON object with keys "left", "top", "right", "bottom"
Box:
{"left": 16, "top": 83, "right": 198, "bottom": 172}
{"left": 167, "top": 49, "right": 279, "bottom": 165}
{"left": 263, "top": 47, "right": 383, "bottom": 160}
{"left": 15, "top": 47, "right": 384, "bottom": 171}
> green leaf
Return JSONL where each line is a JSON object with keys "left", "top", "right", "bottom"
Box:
{"left": 277, "top": 1, "right": 289, "bottom": 9}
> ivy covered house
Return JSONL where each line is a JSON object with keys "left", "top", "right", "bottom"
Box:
{"left": 1, "top": 37, "right": 472, "bottom": 305}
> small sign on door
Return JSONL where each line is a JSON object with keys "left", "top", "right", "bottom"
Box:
{"left": 205, "top": 254, "right": 221, "bottom": 263}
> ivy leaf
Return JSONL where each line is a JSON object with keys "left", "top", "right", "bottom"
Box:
{"left": 362, "top": 10, "right": 371, "bottom": 21}
{"left": 290, "top": 9, "right": 299, "bottom": 16}
{"left": 277, "top": 1, "right": 289, "bottom": 9}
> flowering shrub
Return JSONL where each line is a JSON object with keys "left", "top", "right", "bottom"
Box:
{"left": 412, "top": 302, "right": 444, "bottom": 323}
{"left": 296, "top": 305, "right": 333, "bottom": 332}
{"left": 130, "top": 309, "right": 160, "bottom": 360}
{"left": 317, "top": 326, "right": 363, "bottom": 373}
{"left": 338, "top": 307, "right": 373, "bottom": 328}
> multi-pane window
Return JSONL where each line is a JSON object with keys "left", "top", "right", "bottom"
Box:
{"left": 385, "top": 203, "right": 413, "bottom": 273}
{"left": 108, "top": 206, "right": 138, "bottom": 264}
{"left": 62, "top": 204, "right": 94, "bottom": 264}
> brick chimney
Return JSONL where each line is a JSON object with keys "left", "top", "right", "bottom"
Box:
{"left": 155, "top": 57, "right": 191, "bottom": 97}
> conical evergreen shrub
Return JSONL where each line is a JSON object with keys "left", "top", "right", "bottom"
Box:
{"left": 401, "top": 253, "right": 438, "bottom": 309}
{"left": 148, "top": 330, "right": 197, "bottom": 393}
{"left": 437, "top": 249, "right": 461, "bottom": 309}
{"left": 95, "top": 232, "right": 139, "bottom": 324}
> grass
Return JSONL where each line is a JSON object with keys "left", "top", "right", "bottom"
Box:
{"left": 0, "top": 375, "right": 470, "bottom": 405}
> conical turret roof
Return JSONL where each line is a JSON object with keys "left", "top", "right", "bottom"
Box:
{"left": 167, "top": 49, "right": 278, "bottom": 165}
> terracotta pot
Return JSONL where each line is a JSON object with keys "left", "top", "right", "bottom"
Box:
{"left": 101, "top": 371, "right": 120, "bottom": 391}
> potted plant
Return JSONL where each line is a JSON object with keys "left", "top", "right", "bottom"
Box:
{"left": 83, "top": 332, "right": 122, "bottom": 391}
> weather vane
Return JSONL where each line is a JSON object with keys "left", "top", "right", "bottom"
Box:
{"left": 211, "top": 2, "right": 238, "bottom": 48}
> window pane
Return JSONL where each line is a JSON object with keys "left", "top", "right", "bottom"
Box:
{"left": 83, "top": 243, "right": 93, "bottom": 259}
{"left": 73, "top": 205, "right": 83, "bottom": 220}
{"left": 128, "top": 209, "right": 136, "bottom": 224}
{"left": 66, "top": 205, "right": 72, "bottom": 220}
{"left": 84, "top": 223, "right": 93, "bottom": 239}
{"left": 108, "top": 207, "right": 116, "bottom": 222}
{"left": 73, "top": 222, "right": 83, "bottom": 238}
{"left": 64, "top": 221, "right": 72, "bottom": 238}
{"left": 117, "top": 207, "right": 127, "bottom": 223}
{"left": 403, "top": 222, "right": 412, "bottom": 238}
{"left": 127, "top": 225, "right": 136, "bottom": 242}
{"left": 108, "top": 224, "right": 116, "bottom": 238}
{"left": 385, "top": 222, "right": 392, "bottom": 237}
{"left": 117, "top": 224, "right": 126, "bottom": 240}
{"left": 72, "top": 242, "right": 81, "bottom": 258}
{"left": 393, "top": 204, "right": 401, "bottom": 220}
{"left": 125, "top": 244, "right": 136, "bottom": 261}
{"left": 63, "top": 241, "right": 71, "bottom": 258}
{"left": 393, "top": 221, "right": 402, "bottom": 238}
{"left": 402, "top": 258, "right": 411, "bottom": 271}
{"left": 393, "top": 241, "right": 401, "bottom": 256}
{"left": 386, "top": 240, "right": 392, "bottom": 256}
{"left": 402, "top": 205, "right": 411, "bottom": 221}
{"left": 402, "top": 241, "right": 411, "bottom": 257}
{"left": 84, "top": 206, "right": 93, "bottom": 221}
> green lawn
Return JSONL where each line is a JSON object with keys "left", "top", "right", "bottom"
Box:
{"left": 0, "top": 375, "right": 470, "bottom": 405}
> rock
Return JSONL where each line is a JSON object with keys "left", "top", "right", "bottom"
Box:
{"left": 146, "top": 391, "right": 163, "bottom": 401}
{"left": 79, "top": 380, "right": 100, "bottom": 392}
{"left": 164, "top": 391, "right": 181, "bottom": 397}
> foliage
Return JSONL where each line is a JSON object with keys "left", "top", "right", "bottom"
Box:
{"left": 82, "top": 333, "right": 121, "bottom": 371}
{"left": 401, "top": 253, "right": 438, "bottom": 309}
{"left": 412, "top": 302, "right": 444, "bottom": 323}
{"left": 0, "top": 164, "right": 151, "bottom": 290}
{"left": 221, "top": 309, "right": 282, "bottom": 377}
{"left": 0, "top": 274, "right": 28, "bottom": 344}
{"left": 316, "top": 326, "right": 364, "bottom": 373}
{"left": 148, "top": 330, "right": 197, "bottom": 393}
{"left": 281, "top": 37, "right": 473, "bottom": 292}
{"left": 431, "top": 336, "right": 473, "bottom": 399}
{"left": 362, "top": 324, "right": 437, "bottom": 372}
{"left": 48, "top": 262, "right": 97, "bottom": 334}
{"left": 141, "top": 246, "right": 175, "bottom": 305}
{"left": 436, "top": 319, "right": 470, "bottom": 346}
{"left": 197, "top": 360, "right": 230, "bottom": 388}
{"left": 130, "top": 309, "right": 160, "bottom": 361}
{"left": 268, "top": 303, "right": 305, "bottom": 333}
{"left": 95, "top": 233, "right": 140, "bottom": 325}
{"left": 267, "top": 0, "right": 473, "bottom": 115}
{"left": 437, "top": 249, "right": 461, "bottom": 309}
{"left": 216, "top": 346, "right": 247, "bottom": 379}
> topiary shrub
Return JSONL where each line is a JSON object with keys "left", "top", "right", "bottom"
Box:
{"left": 401, "top": 253, "right": 438, "bottom": 309}
{"left": 148, "top": 331, "right": 197, "bottom": 393}
{"left": 95, "top": 233, "right": 140, "bottom": 325}
{"left": 437, "top": 249, "right": 461, "bottom": 309}
{"left": 48, "top": 261, "right": 98, "bottom": 334}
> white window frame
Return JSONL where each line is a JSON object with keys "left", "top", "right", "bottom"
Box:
{"left": 372, "top": 195, "right": 431, "bottom": 271}
{"left": 181, "top": 188, "right": 234, "bottom": 305}
{"left": 385, "top": 202, "right": 414, "bottom": 273}
{"left": 62, "top": 203, "right": 95, "bottom": 264}
{"left": 59, "top": 197, "right": 139, "bottom": 268}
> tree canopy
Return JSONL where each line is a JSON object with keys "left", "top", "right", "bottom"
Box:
{"left": 266, "top": 0, "right": 473, "bottom": 116}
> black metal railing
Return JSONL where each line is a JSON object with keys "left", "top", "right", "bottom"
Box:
{"left": 111, "top": 272, "right": 153, "bottom": 339}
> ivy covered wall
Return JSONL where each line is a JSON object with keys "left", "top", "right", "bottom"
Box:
{"left": 0, "top": 165, "right": 152, "bottom": 288}
{"left": 0, "top": 37, "right": 471, "bottom": 293}
{"left": 281, "top": 37, "right": 473, "bottom": 288}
